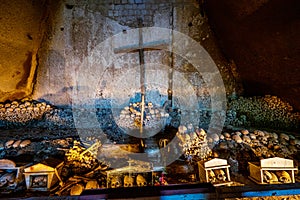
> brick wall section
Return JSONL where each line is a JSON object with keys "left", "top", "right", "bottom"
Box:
{"left": 90, "top": 0, "right": 199, "bottom": 27}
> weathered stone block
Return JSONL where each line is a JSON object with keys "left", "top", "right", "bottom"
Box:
{"left": 137, "top": 3, "right": 146, "bottom": 9}
{"left": 113, "top": 10, "right": 119, "bottom": 16}
{"left": 125, "top": 4, "right": 133, "bottom": 9}
{"left": 134, "top": 0, "right": 143, "bottom": 4}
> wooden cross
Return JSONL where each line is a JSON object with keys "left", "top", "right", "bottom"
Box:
{"left": 114, "top": 18, "right": 171, "bottom": 135}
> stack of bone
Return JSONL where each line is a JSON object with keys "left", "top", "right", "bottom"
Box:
{"left": 0, "top": 99, "right": 52, "bottom": 123}
{"left": 211, "top": 130, "right": 300, "bottom": 160}
{"left": 263, "top": 170, "right": 292, "bottom": 184}
{"left": 3, "top": 139, "right": 31, "bottom": 149}
{"left": 207, "top": 169, "right": 228, "bottom": 184}
{"left": 109, "top": 174, "right": 149, "bottom": 188}
{"left": 176, "top": 124, "right": 213, "bottom": 161}
{"left": 117, "top": 102, "right": 169, "bottom": 130}
{"left": 57, "top": 140, "right": 109, "bottom": 196}
{"left": 175, "top": 124, "right": 299, "bottom": 175}
{"left": 64, "top": 140, "right": 102, "bottom": 170}
{"left": 226, "top": 95, "right": 300, "bottom": 130}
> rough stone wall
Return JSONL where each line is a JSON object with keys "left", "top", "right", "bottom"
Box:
{"left": 32, "top": 0, "right": 240, "bottom": 110}
{"left": 0, "top": 0, "right": 48, "bottom": 102}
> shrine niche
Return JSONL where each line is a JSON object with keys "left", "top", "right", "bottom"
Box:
{"left": 24, "top": 158, "right": 63, "bottom": 191}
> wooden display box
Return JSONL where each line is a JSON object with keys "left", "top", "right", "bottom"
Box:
{"left": 248, "top": 157, "right": 297, "bottom": 184}
{"left": 24, "top": 158, "right": 63, "bottom": 191}
{"left": 0, "top": 159, "right": 28, "bottom": 189}
{"left": 106, "top": 160, "right": 152, "bottom": 188}
{"left": 198, "top": 158, "right": 232, "bottom": 186}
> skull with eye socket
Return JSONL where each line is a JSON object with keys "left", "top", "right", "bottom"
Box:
{"left": 136, "top": 174, "right": 147, "bottom": 187}
{"left": 111, "top": 176, "right": 122, "bottom": 188}
{"left": 196, "top": 128, "right": 207, "bottom": 142}
{"left": 124, "top": 175, "right": 134, "bottom": 187}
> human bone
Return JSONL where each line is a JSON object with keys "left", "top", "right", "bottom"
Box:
{"left": 251, "top": 139, "right": 260, "bottom": 147}
{"left": 178, "top": 125, "right": 187, "bottom": 134}
{"left": 272, "top": 133, "right": 279, "bottom": 140}
{"left": 70, "top": 184, "right": 84, "bottom": 196}
{"left": 124, "top": 175, "right": 134, "bottom": 187}
{"left": 136, "top": 174, "right": 147, "bottom": 187}
{"left": 242, "top": 135, "right": 251, "bottom": 144}
{"left": 206, "top": 137, "right": 213, "bottom": 143}
{"left": 5, "top": 103, "right": 11, "bottom": 108}
{"left": 276, "top": 171, "right": 292, "bottom": 183}
{"left": 263, "top": 171, "right": 278, "bottom": 183}
{"left": 241, "top": 129, "right": 249, "bottom": 135}
{"left": 188, "top": 131, "right": 196, "bottom": 140}
{"left": 211, "top": 133, "right": 220, "bottom": 142}
{"left": 249, "top": 133, "right": 256, "bottom": 140}
{"left": 24, "top": 101, "right": 31, "bottom": 107}
{"left": 0, "top": 172, "right": 16, "bottom": 187}
{"left": 294, "top": 139, "right": 300, "bottom": 146}
{"left": 196, "top": 128, "right": 207, "bottom": 142}
{"left": 254, "top": 130, "right": 265, "bottom": 137}
{"left": 111, "top": 176, "right": 122, "bottom": 188}
{"left": 5, "top": 140, "right": 14, "bottom": 148}
{"left": 85, "top": 180, "right": 99, "bottom": 190}
{"left": 6, "top": 107, "right": 14, "bottom": 113}
{"left": 218, "top": 141, "right": 228, "bottom": 150}
{"left": 214, "top": 169, "right": 226, "bottom": 181}
{"left": 232, "top": 134, "right": 242, "bottom": 143}
{"left": 223, "top": 132, "right": 230, "bottom": 138}
{"left": 279, "top": 133, "right": 289, "bottom": 141}
{"left": 235, "top": 131, "right": 242, "bottom": 136}
{"left": 207, "top": 169, "right": 216, "bottom": 183}
{"left": 12, "top": 140, "right": 21, "bottom": 148}
{"left": 19, "top": 140, "right": 31, "bottom": 148}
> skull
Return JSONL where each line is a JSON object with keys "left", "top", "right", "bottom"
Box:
{"left": 136, "top": 174, "right": 147, "bottom": 187}
{"left": 124, "top": 175, "right": 134, "bottom": 187}
{"left": 187, "top": 123, "right": 194, "bottom": 132}
{"left": 111, "top": 176, "right": 122, "bottom": 188}
{"left": 0, "top": 177, "right": 7, "bottom": 187}
{"left": 184, "top": 134, "right": 191, "bottom": 142}
{"left": 178, "top": 125, "right": 187, "bottom": 134}
{"left": 214, "top": 169, "right": 226, "bottom": 181}
{"left": 260, "top": 136, "right": 268, "bottom": 145}
{"left": 276, "top": 171, "right": 291, "bottom": 183}
{"left": 207, "top": 170, "right": 216, "bottom": 183}
{"left": 191, "top": 132, "right": 198, "bottom": 140}
{"left": 196, "top": 128, "right": 207, "bottom": 142}
{"left": 0, "top": 172, "right": 16, "bottom": 187}
{"left": 263, "top": 171, "right": 278, "bottom": 183}
{"left": 85, "top": 180, "right": 100, "bottom": 189}
{"left": 242, "top": 135, "right": 251, "bottom": 144}
{"left": 148, "top": 102, "right": 153, "bottom": 109}
{"left": 251, "top": 139, "right": 261, "bottom": 147}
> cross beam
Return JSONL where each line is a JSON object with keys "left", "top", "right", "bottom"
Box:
{"left": 113, "top": 19, "right": 170, "bottom": 135}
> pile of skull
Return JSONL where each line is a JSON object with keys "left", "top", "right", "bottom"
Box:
{"left": 213, "top": 130, "right": 300, "bottom": 159}
{"left": 176, "top": 124, "right": 300, "bottom": 166}
{"left": 176, "top": 124, "right": 213, "bottom": 161}
{"left": 263, "top": 170, "right": 292, "bottom": 184}
{"left": 207, "top": 169, "right": 228, "bottom": 184}
{"left": 117, "top": 101, "right": 169, "bottom": 130}
{"left": 110, "top": 174, "right": 148, "bottom": 188}
{"left": 0, "top": 99, "right": 52, "bottom": 123}
{"left": 57, "top": 140, "right": 109, "bottom": 196}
